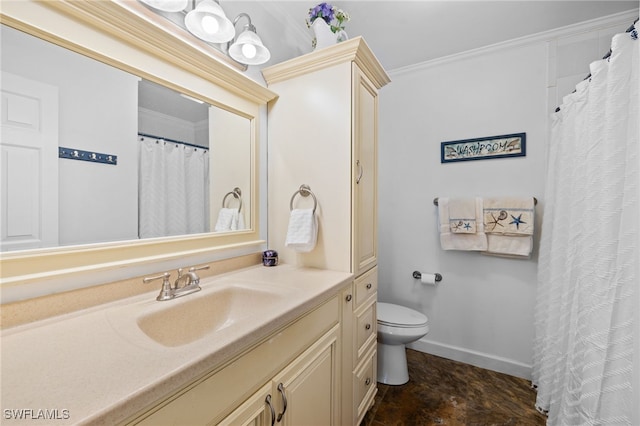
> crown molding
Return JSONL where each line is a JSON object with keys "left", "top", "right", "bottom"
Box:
{"left": 389, "top": 9, "right": 638, "bottom": 78}
{"left": 262, "top": 36, "right": 391, "bottom": 89}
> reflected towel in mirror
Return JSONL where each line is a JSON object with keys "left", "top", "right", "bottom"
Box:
{"left": 214, "top": 208, "right": 244, "bottom": 232}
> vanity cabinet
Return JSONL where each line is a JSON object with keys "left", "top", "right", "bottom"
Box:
{"left": 219, "top": 326, "right": 339, "bottom": 426}
{"left": 127, "top": 295, "right": 341, "bottom": 426}
{"left": 263, "top": 37, "right": 389, "bottom": 425}
{"left": 220, "top": 326, "right": 339, "bottom": 426}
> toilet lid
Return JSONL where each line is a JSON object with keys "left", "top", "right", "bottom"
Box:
{"left": 377, "top": 302, "right": 428, "bottom": 327}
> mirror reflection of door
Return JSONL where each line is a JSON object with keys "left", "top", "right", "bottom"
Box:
{"left": 1, "top": 72, "right": 59, "bottom": 251}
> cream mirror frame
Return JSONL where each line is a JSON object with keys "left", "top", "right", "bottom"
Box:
{"left": 0, "top": 1, "right": 277, "bottom": 291}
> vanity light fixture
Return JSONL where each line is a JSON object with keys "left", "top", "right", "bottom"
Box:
{"left": 228, "top": 13, "right": 271, "bottom": 66}
{"left": 184, "top": 0, "right": 234, "bottom": 43}
{"left": 138, "top": 0, "right": 270, "bottom": 67}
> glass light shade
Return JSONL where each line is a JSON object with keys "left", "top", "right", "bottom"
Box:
{"left": 229, "top": 30, "right": 270, "bottom": 65}
{"left": 139, "top": 0, "right": 189, "bottom": 12}
{"left": 184, "top": 0, "right": 235, "bottom": 43}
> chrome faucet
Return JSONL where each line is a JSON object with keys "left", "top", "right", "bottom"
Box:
{"left": 143, "top": 265, "right": 210, "bottom": 301}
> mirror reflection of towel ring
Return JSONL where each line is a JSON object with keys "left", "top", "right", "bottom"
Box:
{"left": 222, "top": 187, "right": 243, "bottom": 213}
{"left": 289, "top": 184, "right": 317, "bottom": 214}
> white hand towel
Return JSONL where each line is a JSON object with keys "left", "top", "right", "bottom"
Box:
{"left": 482, "top": 197, "right": 534, "bottom": 258}
{"left": 438, "top": 197, "right": 487, "bottom": 251}
{"left": 285, "top": 209, "right": 318, "bottom": 253}
{"left": 448, "top": 198, "right": 478, "bottom": 233}
{"left": 236, "top": 211, "right": 245, "bottom": 231}
{"left": 483, "top": 197, "right": 534, "bottom": 235}
{"left": 484, "top": 235, "right": 533, "bottom": 258}
{"left": 214, "top": 208, "right": 237, "bottom": 232}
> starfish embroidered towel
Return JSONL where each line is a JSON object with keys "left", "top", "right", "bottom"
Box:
{"left": 438, "top": 197, "right": 487, "bottom": 251}
{"left": 482, "top": 197, "right": 535, "bottom": 258}
{"left": 285, "top": 208, "right": 318, "bottom": 252}
{"left": 483, "top": 197, "right": 534, "bottom": 235}
{"left": 448, "top": 198, "right": 478, "bottom": 233}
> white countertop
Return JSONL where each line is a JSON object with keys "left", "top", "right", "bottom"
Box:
{"left": 0, "top": 265, "right": 352, "bottom": 425}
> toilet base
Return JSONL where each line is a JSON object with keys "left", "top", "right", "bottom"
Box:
{"left": 377, "top": 342, "right": 409, "bottom": 385}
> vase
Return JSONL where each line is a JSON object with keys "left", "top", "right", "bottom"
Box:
{"left": 312, "top": 18, "right": 348, "bottom": 50}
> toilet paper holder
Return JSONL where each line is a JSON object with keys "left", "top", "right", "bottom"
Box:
{"left": 412, "top": 271, "right": 443, "bottom": 282}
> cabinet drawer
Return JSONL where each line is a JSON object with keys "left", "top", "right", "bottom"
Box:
{"left": 354, "top": 267, "right": 377, "bottom": 309}
{"left": 355, "top": 301, "right": 376, "bottom": 362}
{"left": 354, "top": 346, "right": 377, "bottom": 425}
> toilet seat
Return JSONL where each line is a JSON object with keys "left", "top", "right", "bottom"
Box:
{"left": 377, "top": 302, "right": 428, "bottom": 328}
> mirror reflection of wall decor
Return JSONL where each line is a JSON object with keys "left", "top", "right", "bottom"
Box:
{"left": 441, "top": 132, "right": 526, "bottom": 163}
{"left": 1, "top": 24, "right": 251, "bottom": 253}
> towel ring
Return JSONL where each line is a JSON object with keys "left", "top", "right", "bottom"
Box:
{"left": 290, "top": 184, "right": 317, "bottom": 214}
{"left": 222, "top": 187, "right": 243, "bottom": 213}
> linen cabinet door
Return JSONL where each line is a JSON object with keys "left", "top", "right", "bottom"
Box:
{"left": 352, "top": 64, "right": 379, "bottom": 277}
{"left": 271, "top": 326, "right": 340, "bottom": 426}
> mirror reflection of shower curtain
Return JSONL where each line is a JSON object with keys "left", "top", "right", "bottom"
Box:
{"left": 138, "top": 137, "right": 210, "bottom": 238}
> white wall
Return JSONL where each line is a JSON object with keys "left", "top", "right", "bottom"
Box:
{"left": 377, "top": 13, "right": 636, "bottom": 379}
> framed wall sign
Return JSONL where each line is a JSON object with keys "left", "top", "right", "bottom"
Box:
{"left": 441, "top": 132, "right": 526, "bottom": 163}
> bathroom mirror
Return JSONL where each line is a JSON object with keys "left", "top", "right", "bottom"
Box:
{"left": 0, "top": 0, "right": 276, "bottom": 287}
{"left": 1, "top": 24, "right": 251, "bottom": 251}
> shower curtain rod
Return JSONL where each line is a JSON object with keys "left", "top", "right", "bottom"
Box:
{"left": 138, "top": 132, "right": 208, "bottom": 151}
{"left": 555, "top": 17, "right": 638, "bottom": 112}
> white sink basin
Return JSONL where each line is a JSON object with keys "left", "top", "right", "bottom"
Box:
{"left": 136, "top": 285, "right": 285, "bottom": 347}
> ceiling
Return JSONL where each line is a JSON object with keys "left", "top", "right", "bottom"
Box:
{"left": 220, "top": 1, "right": 638, "bottom": 72}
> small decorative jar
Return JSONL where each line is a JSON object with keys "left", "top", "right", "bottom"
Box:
{"left": 262, "top": 250, "right": 278, "bottom": 267}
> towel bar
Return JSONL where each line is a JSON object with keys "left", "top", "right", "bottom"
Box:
{"left": 433, "top": 197, "right": 537, "bottom": 206}
{"left": 222, "top": 187, "right": 243, "bottom": 212}
{"left": 290, "top": 184, "right": 317, "bottom": 213}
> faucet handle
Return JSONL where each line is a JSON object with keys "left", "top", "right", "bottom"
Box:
{"left": 143, "top": 272, "right": 170, "bottom": 284}
{"left": 189, "top": 265, "right": 210, "bottom": 273}
{"left": 143, "top": 272, "right": 174, "bottom": 301}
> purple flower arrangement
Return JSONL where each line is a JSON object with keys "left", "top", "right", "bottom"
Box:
{"left": 307, "top": 2, "right": 350, "bottom": 35}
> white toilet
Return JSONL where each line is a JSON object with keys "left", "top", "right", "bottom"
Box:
{"left": 376, "top": 302, "right": 429, "bottom": 385}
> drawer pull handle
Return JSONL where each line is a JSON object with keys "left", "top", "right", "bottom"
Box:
{"left": 356, "top": 160, "right": 363, "bottom": 184}
{"left": 277, "top": 382, "right": 288, "bottom": 422}
{"left": 365, "top": 323, "right": 371, "bottom": 330}
{"left": 345, "top": 294, "right": 352, "bottom": 302}
{"left": 365, "top": 378, "right": 371, "bottom": 386}
{"left": 265, "top": 394, "right": 276, "bottom": 426}
{"left": 366, "top": 283, "right": 372, "bottom": 289}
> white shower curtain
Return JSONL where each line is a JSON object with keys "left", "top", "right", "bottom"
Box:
{"left": 138, "top": 137, "right": 210, "bottom": 239}
{"left": 533, "top": 27, "right": 638, "bottom": 425}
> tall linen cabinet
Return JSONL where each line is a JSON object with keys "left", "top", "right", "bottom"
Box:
{"left": 263, "top": 37, "right": 390, "bottom": 425}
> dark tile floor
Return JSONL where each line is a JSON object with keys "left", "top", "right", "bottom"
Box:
{"left": 362, "top": 349, "right": 547, "bottom": 426}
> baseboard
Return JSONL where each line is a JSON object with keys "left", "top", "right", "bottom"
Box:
{"left": 407, "top": 338, "right": 533, "bottom": 380}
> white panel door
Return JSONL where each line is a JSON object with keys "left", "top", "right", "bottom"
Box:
{"left": 1, "top": 71, "right": 59, "bottom": 251}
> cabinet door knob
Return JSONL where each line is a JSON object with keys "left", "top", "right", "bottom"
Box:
{"left": 356, "top": 160, "right": 363, "bottom": 184}
{"left": 276, "top": 382, "right": 288, "bottom": 422}
{"left": 365, "top": 323, "right": 371, "bottom": 330}
{"left": 366, "top": 283, "right": 372, "bottom": 290}
{"left": 265, "top": 394, "right": 276, "bottom": 426}
{"left": 365, "top": 378, "right": 371, "bottom": 386}
{"left": 345, "top": 294, "right": 352, "bottom": 302}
